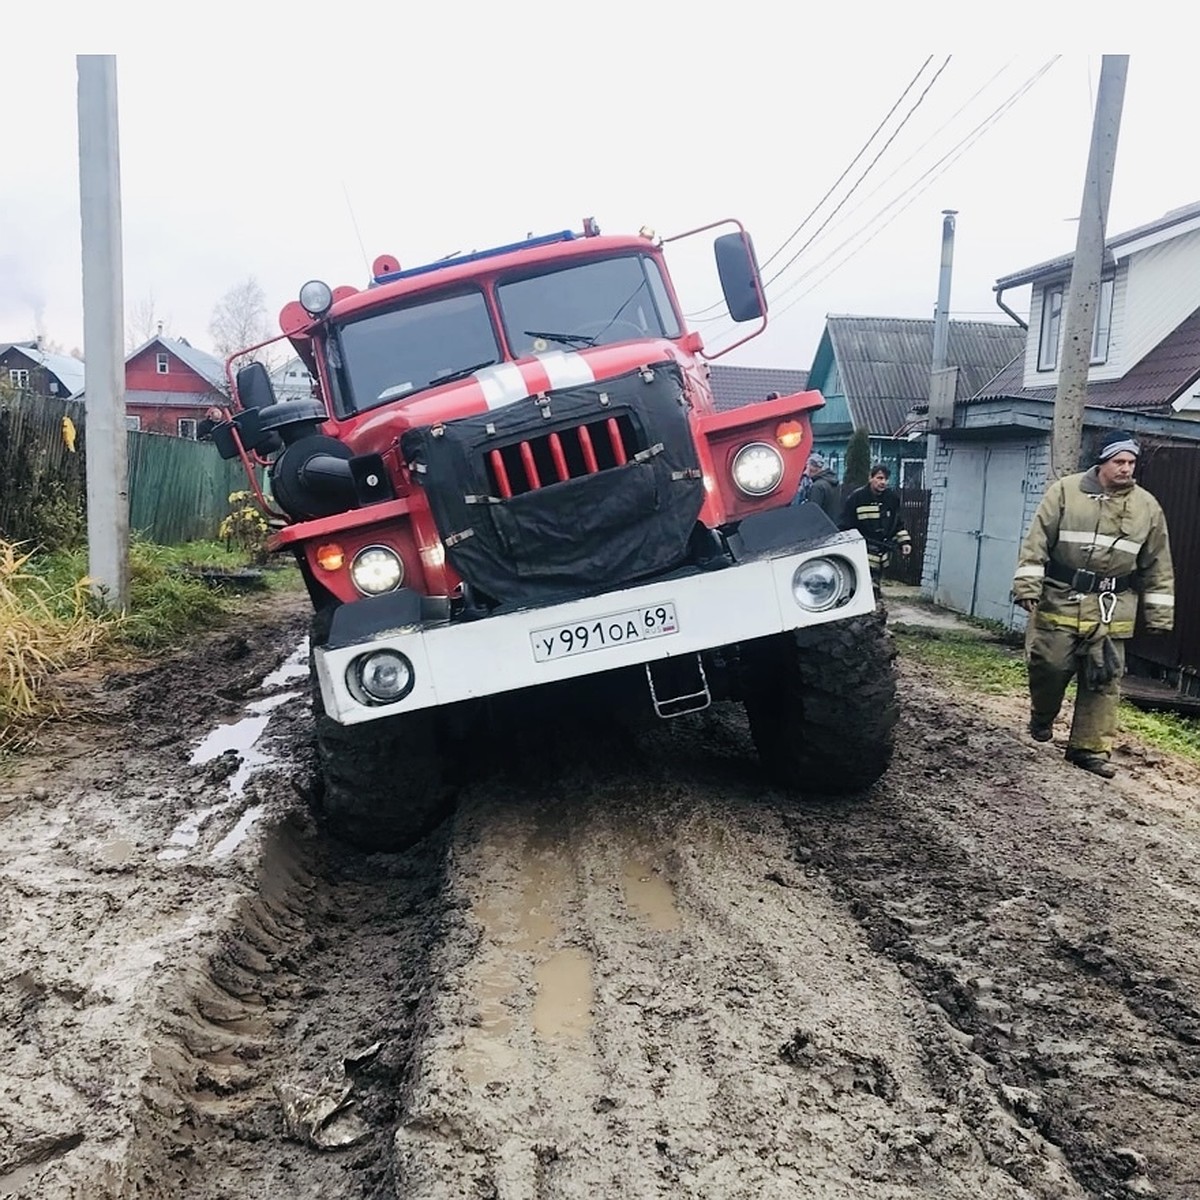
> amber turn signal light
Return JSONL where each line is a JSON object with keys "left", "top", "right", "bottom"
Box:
{"left": 775, "top": 420, "right": 805, "bottom": 449}
{"left": 315, "top": 542, "right": 346, "bottom": 572}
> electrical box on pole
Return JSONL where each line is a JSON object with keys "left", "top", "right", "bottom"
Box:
{"left": 77, "top": 54, "right": 129, "bottom": 610}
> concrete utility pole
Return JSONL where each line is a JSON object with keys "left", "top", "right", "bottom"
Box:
{"left": 922, "top": 209, "right": 958, "bottom": 591}
{"left": 77, "top": 54, "right": 129, "bottom": 608}
{"left": 1050, "top": 55, "right": 1129, "bottom": 480}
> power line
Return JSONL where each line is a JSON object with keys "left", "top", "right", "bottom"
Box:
{"left": 759, "top": 56, "right": 954, "bottom": 292}
{"left": 684, "top": 56, "right": 938, "bottom": 319}
{"left": 703, "top": 58, "right": 1061, "bottom": 353}
{"left": 757, "top": 57, "right": 936, "bottom": 274}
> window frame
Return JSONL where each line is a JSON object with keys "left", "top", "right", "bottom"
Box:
{"left": 178, "top": 418, "right": 198, "bottom": 440}
{"left": 125, "top": 415, "right": 141, "bottom": 431}
{"left": 156, "top": 352, "right": 170, "bottom": 375}
{"left": 9, "top": 368, "right": 30, "bottom": 388}
{"left": 1090, "top": 275, "right": 1115, "bottom": 364}
{"left": 1037, "top": 284, "right": 1063, "bottom": 372}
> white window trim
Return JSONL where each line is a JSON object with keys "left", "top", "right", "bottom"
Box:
{"left": 9, "top": 368, "right": 30, "bottom": 387}
{"left": 125, "top": 415, "right": 142, "bottom": 431}
{"left": 1037, "top": 285, "right": 1063, "bottom": 371}
{"left": 178, "top": 418, "right": 198, "bottom": 440}
{"left": 1037, "top": 277, "right": 1115, "bottom": 371}
{"left": 156, "top": 352, "right": 170, "bottom": 374}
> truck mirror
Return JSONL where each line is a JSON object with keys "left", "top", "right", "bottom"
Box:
{"left": 714, "top": 231, "right": 766, "bottom": 323}
{"left": 236, "top": 361, "right": 277, "bottom": 410}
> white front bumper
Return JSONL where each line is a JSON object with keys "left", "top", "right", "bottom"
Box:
{"left": 314, "top": 539, "right": 875, "bottom": 725}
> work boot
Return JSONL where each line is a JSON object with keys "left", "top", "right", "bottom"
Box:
{"left": 1066, "top": 749, "right": 1116, "bottom": 779}
{"left": 1028, "top": 717, "right": 1054, "bottom": 743}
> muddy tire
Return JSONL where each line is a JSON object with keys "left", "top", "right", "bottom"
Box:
{"left": 309, "top": 612, "right": 452, "bottom": 851}
{"left": 741, "top": 609, "right": 899, "bottom": 793}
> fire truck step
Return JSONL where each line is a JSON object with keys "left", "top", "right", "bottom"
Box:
{"left": 644, "top": 655, "right": 711, "bottom": 719}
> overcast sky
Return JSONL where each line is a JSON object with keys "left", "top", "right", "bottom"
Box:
{"left": 3, "top": 8, "right": 1196, "bottom": 373}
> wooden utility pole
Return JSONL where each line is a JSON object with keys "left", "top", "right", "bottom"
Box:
{"left": 77, "top": 54, "right": 129, "bottom": 607}
{"left": 1050, "top": 55, "right": 1128, "bottom": 480}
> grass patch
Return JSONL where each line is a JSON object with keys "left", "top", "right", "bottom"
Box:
{"left": 895, "top": 627, "right": 1200, "bottom": 763}
{"left": 894, "top": 629, "right": 1027, "bottom": 694}
{"left": 2, "top": 537, "right": 297, "bottom": 759}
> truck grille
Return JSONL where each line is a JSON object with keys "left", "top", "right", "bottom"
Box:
{"left": 484, "top": 414, "right": 640, "bottom": 498}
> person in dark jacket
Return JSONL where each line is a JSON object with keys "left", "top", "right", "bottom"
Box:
{"left": 802, "top": 453, "right": 842, "bottom": 522}
{"left": 840, "top": 463, "right": 911, "bottom": 587}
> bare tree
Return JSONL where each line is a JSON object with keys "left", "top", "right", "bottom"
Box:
{"left": 126, "top": 292, "right": 171, "bottom": 351}
{"left": 209, "top": 277, "right": 277, "bottom": 372}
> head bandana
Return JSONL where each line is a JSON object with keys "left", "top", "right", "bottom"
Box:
{"left": 1096, "top": 433, "right": 1140, "bottom": 463}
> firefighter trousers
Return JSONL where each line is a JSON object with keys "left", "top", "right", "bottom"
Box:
{"left": 1025, "top": 621, "right": 1125, "bottom": 753}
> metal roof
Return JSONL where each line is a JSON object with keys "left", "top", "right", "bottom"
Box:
{"left": 970, "top": 304, "right": 1200, "bottom": 413}
{"left": 825, "top": 316, "right": 1026, "bottom": 436}
{"left": 707, "top": 364, "right": 810, "bottom": 413}
{"left": 995, "top": 200, "right": 1200, "bottom": 290}
{"left": 1, "top": 344, "right": 86, "bottom": 394}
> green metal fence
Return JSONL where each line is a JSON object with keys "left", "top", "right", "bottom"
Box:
{"left": 0, "top": 389, "right": 251, "bottom": 547}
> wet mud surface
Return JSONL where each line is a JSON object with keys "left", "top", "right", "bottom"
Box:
{"left": 2, "top": 594, "right": 1200, "bottom": 1198}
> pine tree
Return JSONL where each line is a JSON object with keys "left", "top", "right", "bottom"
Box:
{"left": 844, "top": 428, "right": 871, "bottom": 488}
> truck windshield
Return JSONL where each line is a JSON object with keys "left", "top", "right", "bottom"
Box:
{"left": 333, "top": 288, "right": 500, "bottom": 414}
{"left": 500, "top": 254, "right": 681, "bottom": 357}
{"left": 329, "top": 254, "right": 682, "bottom": 415}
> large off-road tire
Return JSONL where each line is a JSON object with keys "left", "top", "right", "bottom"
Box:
{"left": 741, "top": 609, "right": 899, "bottom": 793}
{"left": 309, "top": 612, "right": 452, "bottom": 851}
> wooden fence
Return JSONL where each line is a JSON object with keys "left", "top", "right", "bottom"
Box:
{"left": 0, "top": 389, "right": 250, "bottom": 548}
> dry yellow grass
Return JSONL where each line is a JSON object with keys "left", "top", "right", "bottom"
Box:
{"left": 0, "top": 540, "right": 113, "bottom": 747}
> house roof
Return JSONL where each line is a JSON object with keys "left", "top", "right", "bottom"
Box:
{"left": 126, "top": 335, "right": 227, "bottom": 388}
{"left": 823, "top": 316, "right": 1026, "bottom": 436}
{"left": 971, "top": 303, "right": 1200, "bottom": 413}
{"left": 995, "top": 200, "right": 1200, "bottom": 290}
{"left": 2, "top": 344, "right": 87, "bottom": 395}
{"left": 707, "top": 364, "right": 810, "bottom": 413}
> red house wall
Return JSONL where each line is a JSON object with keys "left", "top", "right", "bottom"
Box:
{"left": 126, "top": 346, "right": 214, "bottom": 394}
{"left": 129, "top": 403, "right": 214, "bottom": 436}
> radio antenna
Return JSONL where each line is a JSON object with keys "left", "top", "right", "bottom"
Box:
{"left": 341, "top": 181, "right": 371, "bottom": 278}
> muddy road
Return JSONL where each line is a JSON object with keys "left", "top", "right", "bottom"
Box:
{"left": 3, "top": 595, "right": 1200, "bottom": 1199}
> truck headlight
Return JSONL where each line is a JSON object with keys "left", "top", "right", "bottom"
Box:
{"left": 350, "top": 545, "right": 404, "bottom": 595}
{"left": 349, "top": 650, "right": 415, "bottom": 704}
{"left": 791, "top": 557, "right": 854, "bottom": 611}
{"left": 731, "top": 441, "right": 784, "bottom": 497}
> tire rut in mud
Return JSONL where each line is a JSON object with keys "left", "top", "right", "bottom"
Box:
{"left": 120, "top": 815, "right": 453, "bottom": 1200}
{"left": 758, "top": 666, "right": 1200, "bottom": 1200}
{"left": 389, "top": 722, "right": 1079, "bottom": 1199}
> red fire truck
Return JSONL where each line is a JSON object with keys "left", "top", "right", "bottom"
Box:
{"left": 214, "top": 218, "right": 897, "bottom": 847}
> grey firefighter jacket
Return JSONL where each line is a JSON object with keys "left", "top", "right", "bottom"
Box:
{"left": 1012, "top": 468, "right": 1174, "bottom": 637}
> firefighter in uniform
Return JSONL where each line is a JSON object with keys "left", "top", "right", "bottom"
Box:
{"left": 840, "top": 463, "right": 912, "bottom": 589}
{"left": 1012, "top": 432, "right": 1175, "bottom": 778}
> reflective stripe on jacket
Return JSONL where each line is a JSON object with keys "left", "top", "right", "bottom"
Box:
{"left": 1012, "top": 468, "right": 1175, "bottom": 636}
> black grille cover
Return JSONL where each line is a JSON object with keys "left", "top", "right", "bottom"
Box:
{"left": 400, "top": 362, "right": 704, "bottom": 607}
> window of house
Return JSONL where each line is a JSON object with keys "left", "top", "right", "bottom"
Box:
{"left": 1037, "top": 285, "right": 1063, "bottom": 370}
{"left": 156, "top": 352, "right": 170, "bottom": 374}
{"left": 1091, "top": 276, "right": 1115, "bottom": 364}
{"left": 900, "top": 459, "right": 925, "bottom": 490}
{"left": 9, "top": 368, "right": 29, "bottom": 388}
{"left": 125, "top": 415, "right": 141, "bottom": 431}
{"left": 178, "top": 418, "right": 198, "bottom": 440}
{"left": 1038, "top": 277, "right": 1116, "bottom": 370}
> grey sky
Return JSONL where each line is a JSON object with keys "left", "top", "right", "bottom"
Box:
{"left": 3, "top": 10, "right": 1195, "bottom": 373}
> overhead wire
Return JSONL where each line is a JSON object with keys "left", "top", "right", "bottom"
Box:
{"left": 702, "top": 57, "right": 1061, "bottom": 352}
{"left": 766, "top": 58, "right": 1062, "bottom": 319}
{"left": 683, "top": 55, "right": 938, "bottom": 319}
{"left": 759, "top": 55, "right": 954, "bottom": 292}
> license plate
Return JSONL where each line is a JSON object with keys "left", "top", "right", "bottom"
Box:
{"left": 531, "top": 601, "right": 679, "bottom": 662}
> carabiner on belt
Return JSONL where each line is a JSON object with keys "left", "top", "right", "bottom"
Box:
{"left": 1098, "top": 589, "right": 1118, "bottom": 626}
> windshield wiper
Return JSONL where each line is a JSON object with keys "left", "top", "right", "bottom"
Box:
{"left": 524, "top": 329, "right": 597, "bottom": 348}
{"left": 428, "top": 359, "right": 498, "bottom": 387}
